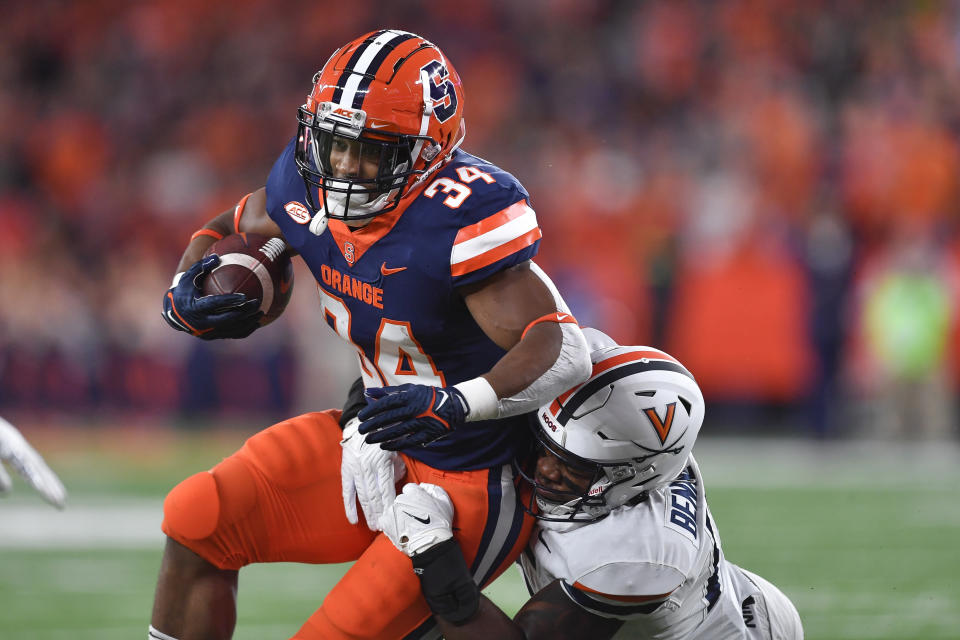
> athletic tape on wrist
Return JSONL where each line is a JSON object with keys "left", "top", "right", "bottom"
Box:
{"left": 453, "top": 377, "right": 498, "bottom": 422}
{"left": 411, "top": 538, "right": 479, "bottom": 625}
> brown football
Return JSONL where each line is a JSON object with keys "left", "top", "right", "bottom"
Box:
{"left": 201, "top": 233, "right": 294, "bottom": 326}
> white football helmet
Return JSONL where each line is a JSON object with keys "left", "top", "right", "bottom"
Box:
{"left": 523, "top": 338, "right": 704, "bottom": 525}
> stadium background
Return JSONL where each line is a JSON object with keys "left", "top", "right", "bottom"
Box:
{"left": 1, "top": 1, "right": 958, "bottom": 638}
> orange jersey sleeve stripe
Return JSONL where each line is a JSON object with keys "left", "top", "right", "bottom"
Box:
{"left": 233, "top": 192, "right": 253, "bottom": 233}
{"left": 453, "top": 200, "right": 531, "bottom": 244}
{"left": 450, "top": 227, "right": 542, "bottom": 277}
{"left": 572, "top": 581, "right": 673, "bottom": 603}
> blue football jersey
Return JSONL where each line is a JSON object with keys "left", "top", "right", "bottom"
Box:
{"left": 265, "top": 137, "right": 541, "bottom": 470}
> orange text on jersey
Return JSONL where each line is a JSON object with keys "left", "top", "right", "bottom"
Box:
{"left": 319, "top": 264, "right": 384, "bottom": 309}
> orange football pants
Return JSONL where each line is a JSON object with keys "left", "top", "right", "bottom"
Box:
{"left": 161, "top": 410, "right": 535, "bottom": 640}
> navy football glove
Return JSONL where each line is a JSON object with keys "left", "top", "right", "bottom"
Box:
{"left": 161, "top": 255, "right": 263, "bottom": 340}
{"left": 358, "top": 384, "right": 469, "bottom": 450}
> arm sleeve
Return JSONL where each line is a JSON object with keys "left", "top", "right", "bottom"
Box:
{"left": 495, "top": 263, "right": 591, "bottom": 418}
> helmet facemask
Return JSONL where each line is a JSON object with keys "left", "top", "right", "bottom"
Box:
{"left": 519, "top": 422, "right": 658, "bottom": 529}
{"left": 295, "top": 102, "right": 437, "bottom": 223}
{"left": 294, "top": 31, "right": 467, "bottom": 227}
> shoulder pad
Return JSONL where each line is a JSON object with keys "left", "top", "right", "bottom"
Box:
{"left": 559, "top": 578, "right": 674, "bottom": 619}
{"left": 575, "top": 562, "right": 684, "bottom": 597}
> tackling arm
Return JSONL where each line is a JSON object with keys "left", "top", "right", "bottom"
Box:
{"left": 0, "top": 417, "right": 67, "bottom": 508}
{"left": 435, "top": 581, "right": 625, "bottom": 640}
{"left": 379, "top": 484, "right": 624, "bottom": 640}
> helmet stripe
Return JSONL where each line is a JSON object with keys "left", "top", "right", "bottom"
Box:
{"left": 331, "top": 30, "right": 386, "bottom": 105}
{"left": 552, "top": 349, "right": 680, "bottom": 415}
{"left": 556, "top": 360, "right": 695, "bottom": 426}
{"left": 333, "top": 30, "right": 416, "bottom": 109}
{"left": 352, "top": 34, "right": 417, "bottom": 109}
{"left": 592, "top": 349, "right": 679, "bottom": 376}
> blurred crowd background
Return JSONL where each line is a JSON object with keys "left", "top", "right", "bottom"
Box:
{"left": 2, "top": 0, "right": 959, "bottom": 440}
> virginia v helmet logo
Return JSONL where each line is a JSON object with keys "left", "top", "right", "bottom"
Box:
{"left": 643, "top": 402, "right": 676, "bottom": 445}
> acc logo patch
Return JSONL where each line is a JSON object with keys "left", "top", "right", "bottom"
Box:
{"left": 284, "top": 201, "right": 311, "bottom": 224}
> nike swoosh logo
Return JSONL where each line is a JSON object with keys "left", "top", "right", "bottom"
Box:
{"left": 279, "top": 275, "right": 293, "bottom": 294}
{"left": 381, "top": 263, "right": 407, "bottom": 276}
{"left": 403, "top": 510, "right": 431, "bottom": 525}
{"left": 369, "top": 122, "right": 390, "bottom": 129}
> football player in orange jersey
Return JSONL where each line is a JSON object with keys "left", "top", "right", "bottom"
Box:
{"left": 150, "top": 30, "right": 591, "bottom": 640}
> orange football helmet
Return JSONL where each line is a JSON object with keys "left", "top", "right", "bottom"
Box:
{"left": 295, "top": 30, "right": 466, "bottom": 223}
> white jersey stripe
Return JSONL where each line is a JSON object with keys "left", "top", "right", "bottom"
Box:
{"left": 470, "top": 465, "right": 518, "bottom": 585}
{"left": 450, "top": 205, "right": 538, "bottom": 267}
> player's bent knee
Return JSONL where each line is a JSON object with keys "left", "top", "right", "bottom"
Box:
{"left": 163, "top": 457, "right": 261, "bottom": 543}
{"left": 164, "top": 471, "right": 221, "bottom": 540}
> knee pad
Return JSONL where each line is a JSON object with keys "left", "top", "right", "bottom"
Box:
{"left": 163, "top": 457, "right": 259, "bottom": 541}
{"left": 163, "top": 471, "right": 221, "bottom": 541}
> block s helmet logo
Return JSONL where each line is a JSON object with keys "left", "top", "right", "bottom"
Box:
{"left": 420, "top": 60, "right": 458, "bottom": 123}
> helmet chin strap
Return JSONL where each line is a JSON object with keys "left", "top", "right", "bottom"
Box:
{"left": 405, "top": 69, "right": 466, "bottom": 192}
{"left": 308, "top": 182, "right": 393, "bottom": 235}
{"left": 535, "top": 473, "right": 613, "bottom": 530}
{"left": 535, "top": 497, "right": 594, "bottom": 532}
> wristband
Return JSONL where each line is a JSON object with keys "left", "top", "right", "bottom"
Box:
{"left": 339, "top": 377, "right": 367, "bottom": 428}
{"left": 411, "top": 538, "right": 479, "bottom": 625}
{"left": 453, "top": 377, "right": 498, "bottom": 422}
{"left": 189, "top": 228, "right": 224, "bottom": 243}
{"left": 233, "top": 192, "right": 253, "bottom": 233}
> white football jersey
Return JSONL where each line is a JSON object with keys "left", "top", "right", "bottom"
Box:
{"left": 518, "top": 455, "right": 803, "bottom": 639}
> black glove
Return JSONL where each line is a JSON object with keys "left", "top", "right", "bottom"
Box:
{"left": 358, "top": 384, "right": 469, "bottom": 450}
{"left": 161, "top": 255, "right": 262, "bottom": 340}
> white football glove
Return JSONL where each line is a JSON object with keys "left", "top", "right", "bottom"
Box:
{"left": 379, "top": 483, "right": 454, "bottom": 556}
{"left": 0, "top": 417, "right": 67, "bottom": 509}
{"left": 341, "top": 417, "right": 406, "bottom": 531}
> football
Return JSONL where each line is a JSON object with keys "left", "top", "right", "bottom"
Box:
{"left": 201, "top": 233, "right": 294, "bottom": 326}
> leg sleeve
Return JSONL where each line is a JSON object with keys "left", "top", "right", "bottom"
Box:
{"left": 162, "top": 410, "right": 377, "bottom": 570}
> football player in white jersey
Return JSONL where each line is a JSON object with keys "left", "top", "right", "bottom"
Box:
{"left": 380, "top": 329, "right": 804, "bottom": 639}
{"left": 0, "top": 416, "right": 67, "bottom": 509}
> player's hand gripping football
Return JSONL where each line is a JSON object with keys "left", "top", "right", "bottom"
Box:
{"left": 161, "top": 255, "right": 262, "bottom": 339}
{"left": 0, "top": 417, "right": 67, "bottom": 509}
{"left": 379, "top": 483, "right": 454, "bottom": 556}
{"left": 340, "top": 416, "right": 406, "bottom": 531}
{"left": 358, "top": 384, "right": 469, "bottom": 450}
